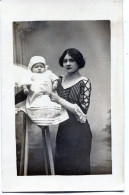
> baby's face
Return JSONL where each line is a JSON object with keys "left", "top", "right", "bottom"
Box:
{"left": 32, "top": 63, "right": 46, "bottom": 73}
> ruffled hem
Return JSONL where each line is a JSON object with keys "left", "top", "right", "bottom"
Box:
{"left": 15, "top": 100, "right": 69, "bottom": 125}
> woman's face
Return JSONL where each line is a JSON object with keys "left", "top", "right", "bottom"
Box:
{"left": 32, "top": 63, "right": 46, "bottom": 73}
{"left": 63, "top": 54, "right": 79, "bottom": 74}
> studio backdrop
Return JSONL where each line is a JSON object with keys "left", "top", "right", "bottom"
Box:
{"left": 14, "top": 21, "right": 111, "bottom": 175}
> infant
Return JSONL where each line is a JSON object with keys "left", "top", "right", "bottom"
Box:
{"left": 22, "top": 56, "right": 59, "bottom": 108}
{"left": 16, "top": 56, "right": 69, "bottom": 125}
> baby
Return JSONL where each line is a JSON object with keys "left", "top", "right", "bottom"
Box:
{"left": 23, "top": 56, "right": 58, "bottom": 95}
{"left": 22, "top": 56, "right": 58, "bottom": 107}
{"left": 16, "top": 56, "right": 69, "bottom": 125}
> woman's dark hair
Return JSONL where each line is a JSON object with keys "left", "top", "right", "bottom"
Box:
{"left": 59, "top": 48, "right": 86, "bottom": 69}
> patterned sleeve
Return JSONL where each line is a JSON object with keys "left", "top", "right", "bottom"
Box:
{"left": 73, "top": 79, "right": 91, "bottom": 123}
{"left": 79, "top": 79, "right": 92, "bottom": 113}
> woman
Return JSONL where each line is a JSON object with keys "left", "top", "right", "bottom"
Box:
{"left": 51, "top": 48, "right": 92, "bottom": 175}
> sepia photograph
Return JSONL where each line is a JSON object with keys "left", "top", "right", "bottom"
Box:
{"left": 1, "top": 0, "right": 123, "bottom": 192}
{"left": 14, "top": 21, "right": 111, "bottom": 176}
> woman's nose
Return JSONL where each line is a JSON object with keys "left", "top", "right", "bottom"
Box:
{"left": 66, "top": 60, "right": 70, "bottom": 65}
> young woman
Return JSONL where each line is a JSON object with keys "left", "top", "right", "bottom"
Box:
{"left": 51, "top": 48, "right": 92, "bottom": 175}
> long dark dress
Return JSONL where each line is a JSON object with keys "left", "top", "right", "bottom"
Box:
{"left": 55, "top": 77, "right": 92, "bottom": 175}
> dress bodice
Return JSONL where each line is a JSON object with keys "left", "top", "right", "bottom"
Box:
{"left": 57, "top": 76, "right": 91, "bottom": 114}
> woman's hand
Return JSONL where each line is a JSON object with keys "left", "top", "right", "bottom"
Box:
{"left": 50, "top": 92, "right": 61, "bottom": 103}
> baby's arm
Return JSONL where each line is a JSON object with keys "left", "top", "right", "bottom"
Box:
{"left": 52, "top": 80, "right": 58, "bottom": 92}
{"left": 22, "top": 85, "right": 29, "bottom": 95}
{"left": 47, "top": 70, "right": 59, "bottom": 92}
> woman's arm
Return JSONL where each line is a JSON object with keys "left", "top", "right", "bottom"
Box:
{"left": 79, "top": 79, "right": 91, "bottom": 113}
{"left": 51, "top": 79, "right": 91, "bottom": 123}
{"left": 51, "top": 92, "right": 76, "bottom": 112}
{"left": 51, "top": 92, "right": 87, "bottom": 123}
{"left": 58, "top": 95, "right": 78, "bottom": 113}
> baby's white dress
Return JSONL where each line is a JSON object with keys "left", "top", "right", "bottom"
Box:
{"left": 16, "top": 70, "right": 69, "bottom": 126}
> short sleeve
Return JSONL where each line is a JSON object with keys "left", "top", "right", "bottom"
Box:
{"left": 79, "top": 79, "right": 91, "bottom": 113}
{"left": 47, "top": 70, "right": 59, "bottom": 82}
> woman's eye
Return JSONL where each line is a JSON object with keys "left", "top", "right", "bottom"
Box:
{"left": 69, "top": 59, "right": 75, "bottom": 62}
{"left": 63, "top": 59, "right": 67, "bottom": 63}
{"left": 63, "top": 59, "right": 75, "bottom": 63}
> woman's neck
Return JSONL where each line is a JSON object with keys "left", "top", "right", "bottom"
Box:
{"left": 65, "top": 70, "right": 80, "bottom": 80}
{"left": 62, "top": 71, "right": 81, "bottom": 87}
{"left": 62, "top": 70, "right": 82, "bottom": 89}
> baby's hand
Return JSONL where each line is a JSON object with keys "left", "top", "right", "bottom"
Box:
{"left": 15, "top": 108, "right": 20, "bottom": 114}
{"left": 23, "top": 88, "right": 29, "bottom": 95}
{"left": 52, "top": 80, "right": 58, "bottom": 92}
{"left": 52, "top": 85, "right": 57, "bottom": 92}
{"left": 52, "top": 82, "right": 58, "bottom": 92}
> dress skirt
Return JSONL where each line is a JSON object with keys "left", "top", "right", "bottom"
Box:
{"left": 55, "top": 111, "right": 92, "bottom": 175}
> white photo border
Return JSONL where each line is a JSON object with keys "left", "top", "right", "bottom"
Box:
{"left": 1, "top": 0, "right": 124, "bottom": 192}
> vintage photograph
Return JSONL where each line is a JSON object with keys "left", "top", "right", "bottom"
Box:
{"left": 1, "top": 0, "right": 124, "bottom": 192}
{"left": 14, "top": 21, "right": 112, "bottom": 176}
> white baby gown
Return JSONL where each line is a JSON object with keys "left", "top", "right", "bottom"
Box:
{"left": 16, "top": 70, "right": 69, "bottom": 126}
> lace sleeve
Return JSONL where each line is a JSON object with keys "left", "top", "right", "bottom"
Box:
{"left": 79, "top": 79, "right": 91, "bottom": 113}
